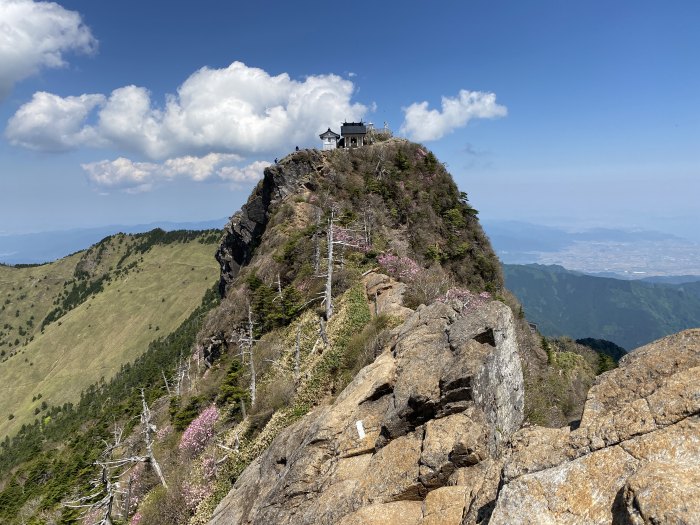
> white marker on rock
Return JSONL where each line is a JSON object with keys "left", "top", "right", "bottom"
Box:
{"left": 356, "top": 420, "right": 366, "bottom": 440}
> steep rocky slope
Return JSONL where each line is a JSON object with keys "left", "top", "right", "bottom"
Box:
{"left": 491, "top": 329, "right": 700, "bottom": 525}
{"left": 210, "top": 298, "right": 523, "bottom": 525}
{"left": 209, "top": 308, "right": 699, "bottom": 525}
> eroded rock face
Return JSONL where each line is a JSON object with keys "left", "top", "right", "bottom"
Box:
{"left": 209, "top": 299, "right": 700, "bottom": 525}
{"left": 209, "top": 300, "right": 524, "bottom": 525}
{"left": 490, "top": 329, "right": 700, "bottom": 525}
{"left": 215, "top": 151, "right": 324, "bottom": 296}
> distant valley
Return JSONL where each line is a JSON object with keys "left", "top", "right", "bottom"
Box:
{"left": 504, "top": 263, "right": 700, "bottom": 350}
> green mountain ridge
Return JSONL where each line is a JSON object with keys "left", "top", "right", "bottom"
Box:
{"left": 504, "top": 263, "right": 700, "bottom": 349}
{"left": 0, "top": 229, "right": 220, "bottom": 438}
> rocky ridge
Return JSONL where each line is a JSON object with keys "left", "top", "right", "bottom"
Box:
{"left": 209, "top": 298, "right": 700, "bottom": 524}
{"left": 210, "top": 293, "right": 524, "bottom": 525}
{"left": 206, "top": 143, "right": 697, "bottom": 524}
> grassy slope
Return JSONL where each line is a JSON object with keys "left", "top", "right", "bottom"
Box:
{"left": 0, "top": 239, "right": 219, "bottom": 439}
{"left": 0, "top": 255, "right": 82, "bottom": 352}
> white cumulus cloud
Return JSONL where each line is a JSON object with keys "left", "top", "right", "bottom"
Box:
{"left": 218, "top": 160, "right": 271, "bottom": 183}
{"left": 6, "top": 61, "right": 367, "bottom": 159}
{"left": 82, "top": 157, "right": 158, "bottom": 193}
{"left": 0, "top": 0, "right": 97, "bottom": 100}
{"left": 81, "top": 153, "right": 269, "bottom": 193}
{"left": 5, "top": 91, "right": 104, "bottom": 150}
{"left": 400, "top": 90, "right": 507, "bottom": 142}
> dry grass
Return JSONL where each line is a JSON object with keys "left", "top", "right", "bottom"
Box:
{"left": 0, "top": 241, "right": 219, "bottom": 438}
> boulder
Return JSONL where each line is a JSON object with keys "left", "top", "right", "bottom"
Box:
{"left": 490, "top": 329, "right": 700, "bottom": 525}
{"left": 622, "top": 460, "right": 700, "bottom": 524}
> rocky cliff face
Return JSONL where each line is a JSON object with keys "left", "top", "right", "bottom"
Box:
{"left": 215, "top": 149, "right": 325, "bottom": 296}
{"left": 491, "top": 328, "right": 700, "bottom": 525}
{"left": 210, "top": 297, "right": 524, "bottom": 525}
{"left": 209, "top": 313, "right": 699, "bottom": 525}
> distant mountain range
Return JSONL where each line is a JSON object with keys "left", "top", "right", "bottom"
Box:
{"left": 0, "top": 219, "right": 227, "bottom": 264}
{"left": 504, "top": 263, "right": 700, "bottom": 350}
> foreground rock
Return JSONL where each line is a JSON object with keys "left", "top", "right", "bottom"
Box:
{"left": 209, "top": 308, "right": 700, "bottom": 525}
{"left": 491, "top": 329, "right": 700, "bottom": 525}
{"left": 210, "top": 299, "right": 524, "bottom": 525}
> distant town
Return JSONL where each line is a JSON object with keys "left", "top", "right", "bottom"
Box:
{"left": 500, "top": 239, "right": 700, "bottom": 277}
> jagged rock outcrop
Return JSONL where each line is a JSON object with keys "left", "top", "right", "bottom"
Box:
{"left": 215, "top": 140, "right": 503, "bottom": 298}
{"left": 210, "top": 299, "right": 524, "bottom": 525}
{"left": 364, "top": 272, "right": 414, "bottom": 321}
{"left": 209, "top": 316, "right": 700, "bottom": 525}
{"left": 490, "top": 328, "right": 700, "bottom": 525}
{"left": 215, "top": 150, "right": 325, "bottom": 296}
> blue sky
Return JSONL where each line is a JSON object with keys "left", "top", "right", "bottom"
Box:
{"left": 1, "top": 0, "right": 698, "bottom": 238}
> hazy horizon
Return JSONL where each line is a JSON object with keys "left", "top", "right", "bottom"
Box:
{"left": 1, "top": 1, "right": 698, "bottom": 244}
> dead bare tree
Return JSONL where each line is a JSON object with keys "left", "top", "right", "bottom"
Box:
{"left": 63, "top": 392, "right": 170, "bottom": 523}
{"left": 140, "top": 390, "right": 168, "bottom": 489}
{"left": 161, "top": 369, "right": 172, "bottom": 396}
{"left": 274, "top": 273, "right": 283, "bottom": 302}
{"left": 63, "top": 426, "right": 132, "bottom": 524}
{"left": 237, "top": 304, "right": 257, "bottom": 406}
{"left": 362, "top": 205, "right": 374, "bottom": 248}
{"left": 319, "top": 317, "right": 329, "bottom": 347}
{"left": 313, "top": 209, "right": 322, "bottom": 274}
{"left": 320, "top": 206, "right": 369, "bottom": 320}
{"left": 294, "top": 324, "right": 302, "bottom": 383}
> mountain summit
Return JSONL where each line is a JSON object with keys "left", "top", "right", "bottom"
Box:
{"left": 1, "top": 140, "right": 697, "bottom": 525}
{"left": 215, "top": 138, "right": 502, "bottom": 300}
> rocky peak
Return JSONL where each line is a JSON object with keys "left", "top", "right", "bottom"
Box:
{"left": 215, "top": 149, "right": 327, "bottom": 295}
{"left": 215, "top": 139, "right": 502, "bottom": 298}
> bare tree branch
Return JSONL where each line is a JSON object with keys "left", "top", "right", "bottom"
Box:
{"left": 139, "top": 390, "right": 167, "bottom": 489}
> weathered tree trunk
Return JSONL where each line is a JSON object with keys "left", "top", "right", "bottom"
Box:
{"left": 248, "top": 316, "right": 256, "bottom": 406}
{"left": 161, "top": 369, "right": 171, "bottom": 396}
{"left": 294, "top": 325, "right": 301, "bottom": 382}
{"left": 319, "top": 317, "right": 329, "bottom": 347}
{"left": 140, "top": 390, "right": 167, "bottom": 489}
{"left": 325, "top": 216, "right": 334, "bottom": 320}
{"left": 313, "top": 210, "right": 321, "bottom": 274}
{"left": 123, "top": 476, "right": 132, "bottom": 522}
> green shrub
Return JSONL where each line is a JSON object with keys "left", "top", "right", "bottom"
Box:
{"left": 338, "top": 314, "right": 392, "bottom": 386}
{"left": 172, "top": 396, "right": 205, "bottom": 431}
